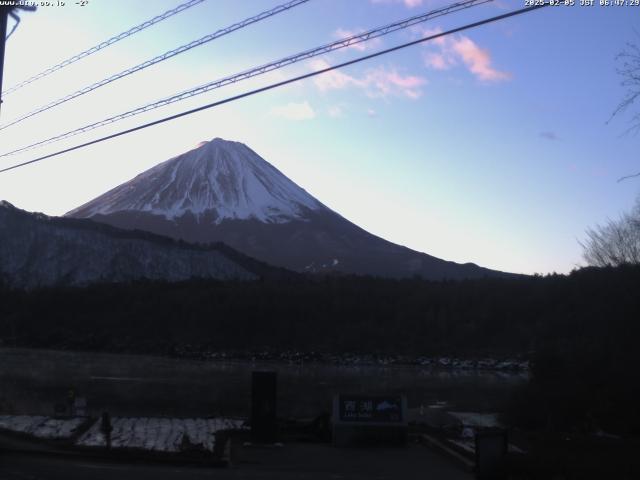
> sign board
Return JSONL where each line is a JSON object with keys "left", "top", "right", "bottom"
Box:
{"left": 333, "top": 394, "right": 408, "bottom": 446}
{"left": 337, "top": 395, "right": 404, "bottom": 424}
{"left": 72, "top": 397, "right": 87, "bottom": 417}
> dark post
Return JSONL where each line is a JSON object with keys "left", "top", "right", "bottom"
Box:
{"left": 66, "top": 388, "right": 76, "bottom": 416}
{"left": 475, "top": 428, "right": 508, "bottom": 480}
{"left": 251, "top": 371, "right": 277, "bottom": 444}
{"left": 100, "top": 411, "right": 113, "bottom": 450}
{"left": 0, "top": 6, "right": 9, "bottom": 115}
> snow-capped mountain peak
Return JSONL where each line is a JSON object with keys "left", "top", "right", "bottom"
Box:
{"left": 66, "top": 137, "right": 513, "bottom": 280}
{"left": 68, "top": 138, "right": 325, "bottom": 224}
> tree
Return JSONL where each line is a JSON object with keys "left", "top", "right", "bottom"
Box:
{"left": 612, "top": 39, "right": 640, "bottom": 128}
{"left": 610, "top": 36, "right": 640, "bottom": 182}
{"left": 582, "top": 197, "right": 640, "bottom": 267}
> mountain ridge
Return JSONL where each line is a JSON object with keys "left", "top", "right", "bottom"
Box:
{"left": 0, "top": 201, "right": 260, "bottom": 289}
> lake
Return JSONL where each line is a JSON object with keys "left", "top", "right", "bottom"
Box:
{"left": 0, "top": 348, "right": 527, "bottom": 419}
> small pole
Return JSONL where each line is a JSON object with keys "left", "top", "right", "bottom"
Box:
{"left": 251, "top": 371, "right": 278, "bottom": 444}
{"left": 100, "top": 411, "right": 113, "bottom": 450}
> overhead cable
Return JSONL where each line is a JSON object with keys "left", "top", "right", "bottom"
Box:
{"left": 0, "top": 3, "right": 551, "bottom": 174}
{"left": 0, "top": 0, "right": 491, "bottom": 154}
{"left": 2, "top": 0, "right": 207, "bottom": 96}
{"left": 0, "top": 0, "right": 310, "bottom": 130}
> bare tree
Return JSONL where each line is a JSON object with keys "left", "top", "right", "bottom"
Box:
{"left": 610, "top": 35, "right": 640, "bottom": 182}
{"left": 582, "top": 197, "right": 640, "bottom": 267}
{"left": 611, "top": 39, "right": 640, "bottom": 132}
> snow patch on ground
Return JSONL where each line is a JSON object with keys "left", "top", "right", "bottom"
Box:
{"left": 76, "top": 417, "right": 246, "bottom": 452}
{"left": 449, "top": 438, "right": 525, "bottom": 455}
{"left": 448, "top": 412, "right": 502, "bottom": 428}
{"left": 0, "top": 415, "right": 86, "bottom": 439}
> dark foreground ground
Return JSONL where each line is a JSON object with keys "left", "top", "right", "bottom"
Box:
{"left": 0, "top": 442, "right": 471, "bottom": 480}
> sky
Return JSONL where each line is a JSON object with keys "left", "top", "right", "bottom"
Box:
{"left": 0, "top": 0, "right": 638, "bottom": 275}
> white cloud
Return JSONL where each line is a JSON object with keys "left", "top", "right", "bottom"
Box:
{"left": 363, "top": 68, "right": 426, "bottom": 99}
{"left": 309, "top": 59, "right": 426, "bottom": 99}
{"left": 310, "top": 59, "right": 364, "bottom": 91}
{"left": 327, "top": 105, "right": 344, "bottom": 117}
{"left": 269, "top": 101, "right": 316, "bottom": 121}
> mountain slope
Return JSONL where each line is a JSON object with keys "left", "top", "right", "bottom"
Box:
{"left": 0, "top": 201, "right": 257, "bottom": 289}
{"left": 68, "top": 138, "right": 325, "bottom": 224}
{"left": 68, "top": 138, "right": 513, "bottom": 280}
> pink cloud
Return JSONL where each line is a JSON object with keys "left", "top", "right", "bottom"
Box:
{"left": 309, "top": 59, "right": 426, "bottom": 99}
{"left": 371, "top": 0, "right": 424, "bottom": 7}
{"left": 450, "top": 36, "right": 511, "bottom": 82}
{"left": 367, "top": 67, "right": 427, "bottom": 99}
{"left": 424, "top": 52, "right": 450, "bottom": 70}
{"left": 419, "top": 28, "right": 511, "bottom": 83}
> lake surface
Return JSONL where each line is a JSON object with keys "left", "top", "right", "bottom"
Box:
{"left": 0, "top": 348, "right": 527, "bottom": 419}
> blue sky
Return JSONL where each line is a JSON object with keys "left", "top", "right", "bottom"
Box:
{"left": 0, "top": 0, "right": 638, "bottom": 274}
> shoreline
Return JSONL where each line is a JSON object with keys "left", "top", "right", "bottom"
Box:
{"left": 0, "top": 346, "right": 530, "bottom": 373}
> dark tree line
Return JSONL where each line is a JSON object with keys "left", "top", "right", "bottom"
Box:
{"left": 1, "top": 265, "right": 639, "bottom": 433}
{"left": 0, "top": 265, "right": 637, "bottom": 358}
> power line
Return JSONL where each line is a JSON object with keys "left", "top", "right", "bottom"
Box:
{"left": 0, "top": 0, "right": 491, "bottom": 156}
{"left": 0, "top": 0, "right": 310, "bottom": 132}
{"left": 1, "top": 0, "right": 206, "bottom": 97}
{"left": 0, "top": 3, "right": 550, "bottom": 175}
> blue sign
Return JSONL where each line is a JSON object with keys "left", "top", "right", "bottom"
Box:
{"left": 337, "top": 395, "right": 403, "bottom": 423}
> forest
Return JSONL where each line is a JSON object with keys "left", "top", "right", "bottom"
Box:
{"left": 1, "top": 265, "right": 639, "bottom": 434}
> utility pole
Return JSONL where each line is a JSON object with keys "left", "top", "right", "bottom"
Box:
{"left": 0, "top": 6, "right": 10, "bottom": 117}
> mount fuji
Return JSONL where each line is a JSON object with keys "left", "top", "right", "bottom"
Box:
{"left": 67, "top": 138, "right": 510, "bottom": 280}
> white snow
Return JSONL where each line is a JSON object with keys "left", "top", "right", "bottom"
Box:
{"left": 449, "top": 438, "right": 525, "bottom": 455}
{"left": 448, "top": 412, "right": 502, "bottom": 428}
{"left": 0, "top": 415, "right": 47, "bottom": 435}
{"left": 68, "top": 138, "right": 326, "bottom": 224}
{"left": 32, "top": 417, "right": 87, "bottom": 439}
{"left": 446, "top": 412, "right": 524, "bottom": 456}
{"left": 449, "top": 438, "right": 476, "bottom": 454}
{"left": 76, "top": 417, "right": 246, "bottom": 452}
{"left": 0, "top": 415, "right": 86, "bottom": 439}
